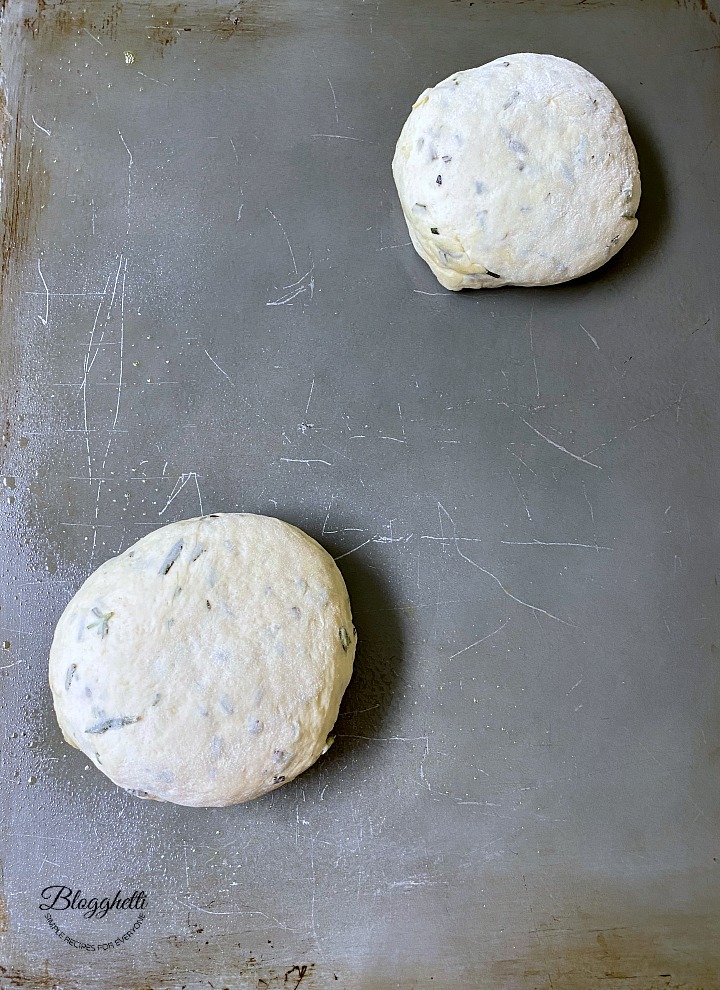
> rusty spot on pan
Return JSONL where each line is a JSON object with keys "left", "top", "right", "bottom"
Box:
{"left": 215, "top": 1, "right": 283, "bottom": 40}
{"left": 0, "top": 94, "right": 48, "bottom": 306}
{"left": 22, "top": 1, "right": 120, "bottom": 41}
{"left": 676, "top": 0, "right": 720, "bottom": 24}
{"left": 0, "top": 964, "right": 81, "bottom": 989}
{"left": 21, "top": 0, "right": 51, "bottom": 40}
{"left": 0, "top": 402, "right": 13, "bottom": 473}
{"left": 16, "top": 0, "right": 293, "bottom": 55}
{"left": 489, "top": 917, "right": 720, "bottom": 988}
{"left": 93, "top": 0, "right": 123, "bottom": 40}
{"left": 146, "top": 0, "right": 182, "bottom": 54}
{"left": 145, "top": 0, "right": 294, "bottom": 53}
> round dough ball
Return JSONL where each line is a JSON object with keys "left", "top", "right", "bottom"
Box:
{"left": 49, "top": 513, "right": 356, "bottom": 807}
{"left": 392, "top": 53, "right": 641, "bottom": 289}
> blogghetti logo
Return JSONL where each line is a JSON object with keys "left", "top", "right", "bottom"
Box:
{"left": 39, "top": 885, "right": 148, "bottom": 951}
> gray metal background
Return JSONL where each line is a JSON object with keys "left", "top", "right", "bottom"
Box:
{"left": 1, "top": 0, "right": 719, "bottom": 987}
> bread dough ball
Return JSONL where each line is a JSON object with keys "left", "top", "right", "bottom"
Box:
{"left": 392, "top": 53, "right": 640, "bottom": 289}
{"left": 49, "top": 513, "right": 356, "bottom": 807}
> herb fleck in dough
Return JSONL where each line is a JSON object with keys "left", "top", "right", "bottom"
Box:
{"left": 392, "top": 53, "right": 641, "bottom": 289}
{"left": 48, "top": 513, "right": 356, "bottom": 807}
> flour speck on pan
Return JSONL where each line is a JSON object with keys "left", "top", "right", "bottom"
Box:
{"left": 392, "top": 53, "right": 641, "bottom": 290}
{"left": 48, "top": 513, "right": 356, "bottom": 807}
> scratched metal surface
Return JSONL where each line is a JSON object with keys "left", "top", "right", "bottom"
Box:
{"left": 1, "top": 0, "right": 719, "bottom": 987}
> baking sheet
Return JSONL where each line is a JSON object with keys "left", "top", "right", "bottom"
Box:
{"left": 1, "top": 0, "right": 719, "bottom": 986}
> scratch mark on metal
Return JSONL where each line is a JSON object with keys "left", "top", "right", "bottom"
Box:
{"left": 582, "top": 404, "right": 670, "bottom": 457}
{"left": 421, "top": 535, "right": 483, "bottom": 544}
{"left": 437, "top": 502, "right": 572, "bottom": 625}
{"left": 529, "top": 305, "right": 540, "bottom": 400}
{"left": 203, "top": 349, "right": 235, "bottom": 385}
{"left": 267, "top": 264, "right": 315, "bottom": 307}
{"left": 266, "top": 207, "right": 298, "bottom": 277}
{"left": 339, "top": 703, "right": 380, "bottom": 717}
{"left": 312, "top": 133, "right": 363, "bottom": 141}
{"left": 507, "top": 468, "right": 532, "bottom": 520}
{"left": 280, "top": 457, "right": 331, "bottom": 467}
{"left": 80, "top": 273, "right": 113, "bottom": 481}
{"left": 674, "top": 381, "right": 687, "bottom": 423}
{"left": 377, "top": 241, "right": 412, "bottom": 251}
{"left": 581, "top": 479, "right": 595, "bottom": 527}
{"left": 309, "top": 832, "right": 322, "bottom": 958}
{"left": 110, "top": 260, "right": 127, "bottom": 433}
{"left": 83, "top": 27, "right": 104, "bottom": 46}
{"left": 501, "top": 539, "right": 612, "bottom": 550}
{"left": 397, "top": 402, "right": 407, "bottom": 440}
{"left": 579, "top": 323, "right": 600, "bottom": 350}
{"left": 448, "top": 618, "right": 509, "bottom": 659}
{"left": 326, "top": 76, "right": 339, "bottom": 125}
{"left": 176, "top": 900, "right": 299, "bottom": 930}
{"left": 118, "top": 131, "right": 133, "bottom": 168}
{"left": 159, "top": 472, "right": 203, "bottom": 517}
{"left": 137, "top": 70, "right": 170, "bottom": 88}
{"left": 333, "top": 537, "right": 373, "bottom": 561}
{"left": 118, "top": 130, "right": 134, "bottom": 231}
{"left": 304, "top": 378, "right": 315, "bottom": 417}
{"left": 336, "top": 733, "right": 429, "bottom": 744}
{"left": 35, "top": 259, "right": 49, "bottom": 326}
{"left": 267, "top": 285, "right": 305, "bottom": 306}
{"left": 508, "top": 448, "right": 536, "bottom": 475}
{"left": 31, "top": 115, "right": 51, "bottom": 137}
{"left": 322, "top": 499, "right": 334, "bottom": 535}
{"left": 519, "top": 416, "right": 602, "bottom": 470}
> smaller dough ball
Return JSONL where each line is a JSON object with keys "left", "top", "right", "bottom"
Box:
{"left": 392, "top": 53, "right": 641, "bottom": 289}
{"left": 48, "top": 513, "right": 356, "bottom": 807}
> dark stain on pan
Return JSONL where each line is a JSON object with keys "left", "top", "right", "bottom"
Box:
{"left": 19, "top": 0, "right": 292, "bottom": 52}
{"left": 284, "top": 964, "right": 313, "bottom": 988}
{"left": 22, "top": 0, "right": 53, "bottom": 40}
{"left": 0, "top": 91, "right": 49, "bottom": 308}
{"left": 23, "top": 0, "right": 121, "bottom": 40}
{"left": 489, "top": 918, "right": 720, "bottom": 989}
{"left": 54, "top": 2, "right": 84, "bottom": 36}
{"left": 0, "top": 862, "right": 8, "bottom": 932}
{"left": 115, "top": 957, "right": 316, "bottom": 990}
{"left": 0, "top": 87, "right": 20, "bottom": 473}
{"left": 145, "top": 0, "right": 293, "bottom": 53}
{"left": 0, "top": 85, "right": 13, "bottom": 299}
{"left": 93, "top": 0, "right": 123, "bottom": 40}
{"left": 0, "top": 964, "right": 81, "bottom": 989}
{"left": 677, "top": 0, "right": 720, "bottom": 25}
{"left": 0, "top": 399, "right": 14, "bottom": 474}
{"left": 215, "top": 1, "right": 282, "bottom": 40}
{"left": 146, "top": 1, "right": 182, "bottom": 54}
{"left": 155, "top": 942, "right": 318, "bottom": 987}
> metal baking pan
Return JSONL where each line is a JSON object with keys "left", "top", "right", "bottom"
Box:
{"left": 1, "top": 0, "right": 719, "bottom": 986}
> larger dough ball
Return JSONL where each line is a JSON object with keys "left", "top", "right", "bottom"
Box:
{"left": 49, "top": 514, "right": 356, "bottom": 807}
{"left": 392, "top": 53, "right": 641, "bottom": 289}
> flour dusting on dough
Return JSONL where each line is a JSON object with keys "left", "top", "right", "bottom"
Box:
{"left": 48, "top": 513, "right": 356, "bottom": 807}
{"left": 392, "top": 53, "right": 640, "bottom": 289}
